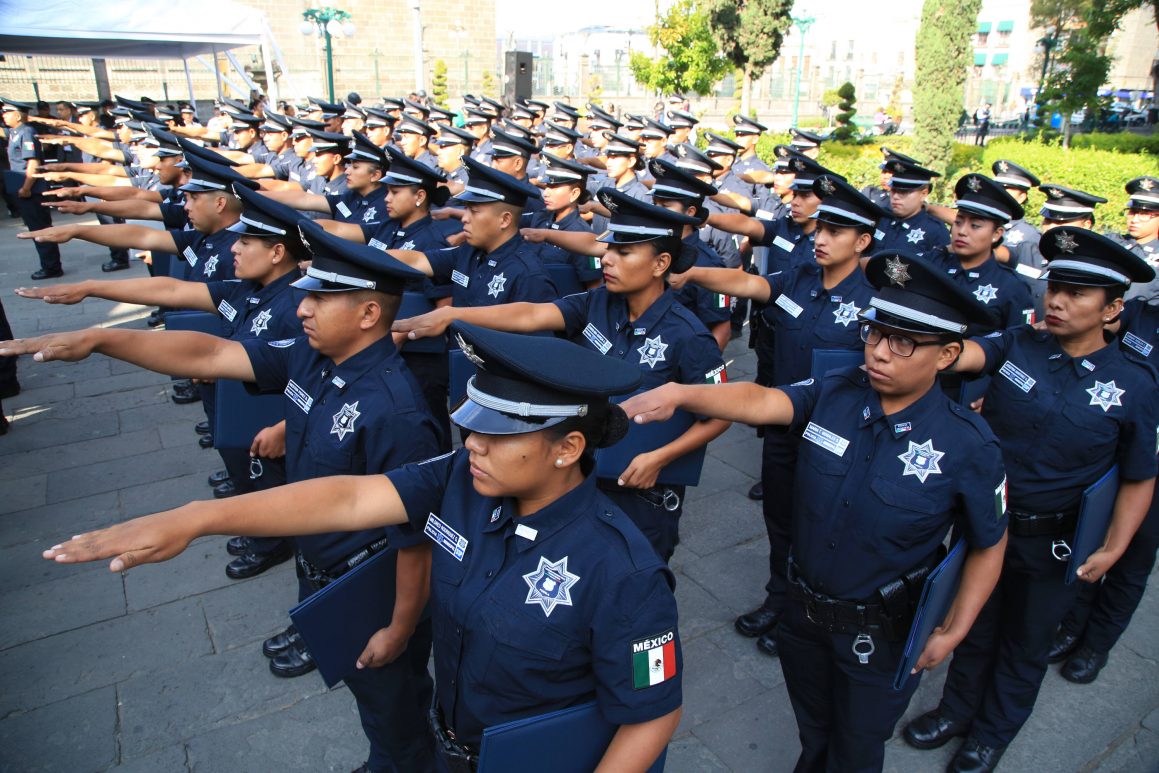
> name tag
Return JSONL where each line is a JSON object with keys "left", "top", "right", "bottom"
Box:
{"left": 451, "top": 270, "right": 470, "bottom": 288}
{"left": 1123, "top": 331, "right": 1153, "bottom": 357}
{"left": 772, "top": 235, "right": 795, "bottom": 253}
{"left": 367, "top": 237, "right": 388, "bottom": 252}
{"left": 803, "top": 422, "right": 850, "bottom": 457}
{"left": 582, "top": 323, "right": 613, "bottom": 354}
{"left": 999, "top": 360, "right": 1036, "bottom": 393}
{"left": 874, "top": 229, "right": 885, "bottom": 241}
{"left": 774, "top": 293, "right": 804, "bottom": 318}
{"left": 284, "top": 379, "right": 314, "bottom": 414}
{"left": 515, "top": 523, "right": 538, "bottom": 541}
{"left": 182, "top": 246, "right": 198, "bottom": 266}
{"left": 1014, "top": 263, "right": 1042, "bottom": 279}
{"left": 217, "top": 299, "right": 237, "bottom": 322}
{"left": 425, "top": 513, "right": 468, "bottom": 561}
{"left": 335, "top": 201, "right": 352, "bottom": 218}
{"left": 754, "top": 208, "right": 776, "bottom": 221}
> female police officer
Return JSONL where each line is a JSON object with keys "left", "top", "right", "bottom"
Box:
{"left": 903, "top": 227, "right": 1159, "bottom": 772}
{"left": 32, "top": 322, "right": 683, "bottom": 773}
{"left": 617, "top": 251, "right": 1010, "bottom": 772}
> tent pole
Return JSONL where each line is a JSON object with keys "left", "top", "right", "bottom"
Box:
{"left": 212, "top": 46, "right": 224, "bottom": 101}
{"left": 260, "top": 38, "right": 280, "bottom": 106}
{"left": 183, "top": 59, "right": 196, "bottom": 115}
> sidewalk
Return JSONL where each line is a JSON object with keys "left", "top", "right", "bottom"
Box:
{"left": 0, "top": 214, "right": 1156, "bottom": 772}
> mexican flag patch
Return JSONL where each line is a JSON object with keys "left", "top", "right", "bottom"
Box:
{"left": 714, "top": 293, "right": 730, "bottom": 309}
{"left": 631, "top": 630, "right": 676, "bottom": 689}
{"left": 589, "top": 256, "right": 602, "bottom": 270}
{"left": 706, "top": 364, "right": 727, "bottom": 384}
{"left": 994, "top": 476, "right": 1008, "bottom": 521}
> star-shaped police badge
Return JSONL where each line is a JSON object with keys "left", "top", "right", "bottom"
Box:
{"left": 906, "top": 228, "right": 926, "bottom": 244}
{"left": 637, "top": 335, "right": 668, "bottom": 368}
{"left": 997, "top": 160, "right": 1010, "bottom": 173}
{"left": 362, "top": 206, "right": 378, "bottom": 223}
{"left": 203, "top": 254, "right": 220, "bottom": 277}
{"left": 1141, "top": 178, "right": 1155, "bottom": 191}
{"left": 884, "top": 256, "right": 912, "bottom": 287}
{"left": 833, "top": 300, "right": 861, "bottom": 327}
{"left": 250, "top": 309, "right": 272, "bottom": 336}
{"left": 1055, "top": 231, "right": 1078, "bottom": 253}
{"left": 973, "top": 284, "right": 999, "bottom": 304}
{"left": 487, "top": 272, "right": 507, "bottom": 298}
{"left": 523, "top": 555, "right": 580, "bottom": 617}
{"left": 1086, "top": 379, "right": 1124, "bottom": 412}
{"left": 1006, "top": 230, "right": 1025, "bottom": 246}
{"left": 898, "top": 439, "right": 945, "bottom": 483}
{"left": 818, "top": 176, "right": 836, "bottom": 195}
{"left": 454, "top": 333, "right": 486, "bottom": 368}
{"left": 330, "top": 401, "right": 361, "bottom": 441}
{"left": 966, "top": 176, "right": 982, "bottom": 192}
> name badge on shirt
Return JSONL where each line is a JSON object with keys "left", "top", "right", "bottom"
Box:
{"left": 582, "top": 323, "right": 613, "bottom": 355}
{"left": 774, "top": 293, "right": 804, "bottom": 318}
{"left": 1123, "top": 331, "right": 1153, "bottom": 357}
{"left": 367, "top": 238, "right": 388, "bottom": 252}
{"left": 803, "top": 422, "right": 850, "bottom": 457}
{"left": 284, "top": 379, "right": 314, "bottom": 414}
{"left": 999, "top": 361, "right": 1036, "bottom": 393}
{"left": 425, "top": 513, "right": 468, "bottom": 561}
{"left": 217, "top": 299, "right": 237, "bottom": 322}
{"left": 335, "top": 201, "right": 352, "bottom": 218}
{"left": 874, "top": 229, "right": 886, "bottom": 241}
{"left": 451, "top": 270, "right": 470, "bottom": 288}
{"left": 772, "top": 235, "right": 795, "bottom": 253}
{"left": 182, "top": 246, "right": 199, "bottom": 266}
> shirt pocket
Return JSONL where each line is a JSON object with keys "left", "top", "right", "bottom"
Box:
{"left": 797, "top": 444, "right": 852, "bottom": 521}
{"left": 862, "top": 476, "right": 953, "bottom": 550}
{"left": 1041, "top": 402, "right": 1119, "bottom": 470}
{"left": 477, "top": 598, "right": 579, "bottom": 702}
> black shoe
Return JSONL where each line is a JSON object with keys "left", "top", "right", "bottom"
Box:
{"left": 195, "top": 420, "right": 211, "bottom": 435}
{"left": 208, "top": 469, "right": 231, "bottom": 487}
{"left": 226, "top": 547, "right": 292, "bottom": 580}
{"left": 199, "top": 434, "right": 215, "bottom": 449}
{"left": 903, "top": 709, "right": 969, "bottom": 750}
{"left": 0, "top": 415, "right": 8, "bottom": 436}
{"left": 756, "top": 630, "right": 780, "bottom": 657}
{"left": 226, "top": 535, "right": 251, "bottom": 556}
{"left": 213, "top": 479, "right": 240, "bottom": 498}
{"left": 947, "top": 738, "right": 1005, "bottom": 773}
{"left": 0, "top": 382, "right": 19, "bottom": 400}
{"left": 262, "top": 625, "right": 300, "bottom": 658}
{"left": 171, "top": 385, "right": 201, "bottom": 405}
{"left": 269, "top": 640, "right": 316, "bottom": 678}
{"left": 146, "top": 310, "right": 165, "bottom": 328}
{"left": 1047, "top": 627, "right": 1081, "bottom": 663}
{"left": 735, "top": 606, "right": 779, "bottom": 638}
{"left": 1061, "top": 646, "right": 1108, "bottom": 684}
{"left": 30, "top": 268, "right": 63, "bottom": 280}
{"left": 101, "top": 259, "right": 130, "bottom": 272}
{"left": 747, "top": 482, "right": 764, "bottom": 501}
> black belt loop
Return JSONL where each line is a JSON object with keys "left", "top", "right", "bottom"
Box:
{"left": 1008, "top": 509, "right": 1078, "bottom": 538}
{"left": 298, "top": 536, "right": 392, "bottom": 588}
{"left": 427, "top": 699, "right": 478, "bottom": 772}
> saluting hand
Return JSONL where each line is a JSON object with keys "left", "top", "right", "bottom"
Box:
{"left": 619, "top": 383, "right": 680, "bottom": 426}
{"left": 43, "top": 186, "right": 89, "bottom": 200}
{"left": 392, "top": 307, "right": 454, "bottom": 341}
{"left": 43, "top": 199, "right": 93, "bottom": 215}
{"left": 14, "top": 282, "right": 90, "bottom": 305}
{"left": 42, "top": 507, "right": 198, "bottom": 573}
{"left": 666, "top": 270, "right": 692, "bottom": 291}
{"left": 356, "top": 624, "right": 412, "bottom": 669}
{"left": 0, "top": 331, "right": 98, "bottom": 362}
{"left": 16, "top": 225, "right": 79, "bottom": 244}
{"left": 519, "top": 227, "right": 548, "bottom": 244}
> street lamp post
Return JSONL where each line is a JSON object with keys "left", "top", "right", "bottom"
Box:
{"left": 791, "top": 15, "right": 816, "bottom": 129}
{"left": 300, "top": 7, "right": 355, "bottom": 103}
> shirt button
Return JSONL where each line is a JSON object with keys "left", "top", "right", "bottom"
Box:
{"left": 456, "top": 627, "right": 462, "bottom": 635}
{"left": 827, "top": 541, "right": 836, "bottom": 549}
{"left": 843, "top": 499, "right": 850, "bottom": 507}
{"left": 486, "top": 570, "right": 494, "bottom": 578}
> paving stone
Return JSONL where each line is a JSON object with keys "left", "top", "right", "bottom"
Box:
{"left": 680, "top": 538, "right": 770, "bottom": 618}
{"left": 124, "top": 536, "right": 263, "bottom": 613}
{"left": 705, "top": 625, "right": 786, "bottom": 691}
{"left": 0, "top": 411, "right": 119, "bottom": 457}
{"left": 678, "top": 488, "right": 765, "bottom": 558}
{"left": 673, "top": 571, "right": 739, "bottom": 643}
{"left": 118, "top": 398, "right": 205, "bottom": 435}
{"left": 46, "top": 445, "right": 210, "bottom": 504}
{"left": 677, "top": 635, "right": 768, "bottom": 731}
{"left": 74, "top": 369, "right": 172, "bottom": 399}
{"left": 664, "top": 733, "right": 732, "bottom": 773}
{"left": 0, "top": 473, "right": 47, "bottom": 514}
{"left": 118, "top": 469, "right": 221, "bottom": 520}
{"left": 0, "top": 427, "right": 161, "bottom": 482}
{"left": 0, "top": 491, "right": 120, "bottom": 548}
{"left": 0, "top": 686, "right": 117, "bottom": 773}
{"left": 199, "top": 562, "right": 301, "bottom": 653}
{"left": 105, "top": 744, "right": 189, "bottom": 773}
{"left": 689, "top": 687, "right": 800, "bottom": 773}
{"left": 0, "top": 564, "right": 125, "bottom": 650}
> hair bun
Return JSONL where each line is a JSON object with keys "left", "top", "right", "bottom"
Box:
{"left": 597, "top": 404, "right": 630, "bottom": 448}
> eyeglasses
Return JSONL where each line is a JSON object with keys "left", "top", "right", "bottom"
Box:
{"left": 1127, "top": 209, "right": 1158, "bottom": 221}
{"left": 859, "top": 323, "right": 946, "bottom": 357}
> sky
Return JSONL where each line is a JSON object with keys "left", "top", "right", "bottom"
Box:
{"left": 494, "top": 0, "right": 670, "bottom": 40}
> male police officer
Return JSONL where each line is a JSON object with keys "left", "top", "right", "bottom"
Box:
{"left": 3, "top": 97, "right": 63, "bottom": 279}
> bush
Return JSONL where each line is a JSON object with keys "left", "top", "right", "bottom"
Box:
{"left": 832, "top": 82, "right": 858, "bottom": 142}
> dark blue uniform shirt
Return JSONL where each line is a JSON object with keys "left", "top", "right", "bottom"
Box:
{"left": 929, "top": 247, "right": 1036, "bottom": 327}
{"left": 327, "top": 184, "right": 388, "bottom": 229}
{"left": 522, "top": 208, "right": 602, "bottom": 287}
{"left": 425, "top": 234, "right": 558, "bottom": 307}
{"left": 365, "top": 214, "right": 453, "bottom": 301}
{"left": 781, "top": 368, "right": 1008, "bottom": 599}
{"left": 873, "top": 209, "right": 950, "bottom": 258}
{"left": 387, "top": 451, "right": 682, "bottom": 746}
{"left": 243, "top": 334, "right": 439, "bottom": 567}
{"left": 207, "top": 270, "right": 303, "bottom": 342}
{"left": 758, "top": 216, "right": 816, "bottom": 275}
{"left": 170, "top": 226, "right": 240, "bottom": 282}
{"left": 6, "top": 123, "right": 42, "bottom": 172}
{"left": 676, "top": 232, "right": 732, "bottom": 327}
{"left": 761, "top": 263, "right": 876, "bottom": 384}
{"left": 1117, "top": 298, "right": 1159, "bottom": 362}
{"left": 268, "top": 149, "right": 310, "bottom": 183}
{"left": 1002, "top": 219, "right": 1042, "bottom": 271}
{"left": 977, "top": 326, "right": 1159, "bottom": 512}
{"left": 859, "top": 184, "right": 891, "bottom": 212}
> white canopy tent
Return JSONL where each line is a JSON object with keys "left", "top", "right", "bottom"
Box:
{"left": 0, "top": 0, "right": 292, "bottom": 104}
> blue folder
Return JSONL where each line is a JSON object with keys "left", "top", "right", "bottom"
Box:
{"left": 1066, "top": 464, "right": 1120, "bottom": 585}
{"left": 545, "top": 262, "right": 584, "bottom": 297}
{"left": 289, "top": 548, "right": 399, "bottom": 688}
{"left": 397, "top": 292, "right": 446, "bottom": 354}
{"left": 163, "top": 310, "right": 224, "bottom": 337}
{"left": 893, "top": 539, "right": 968, "bottom": 691}
{"left": 212, "top": 379, "right": 285, "bottom": 450}
{"left": 593, "top": 392, "right": 706, "bottom": 487}
{"left": 478, "top": 700, "right": 666, "bottom": 773}
{"left": 810, "top": 348, "right": 864, "bottom": 380}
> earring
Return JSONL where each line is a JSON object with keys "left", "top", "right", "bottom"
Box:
{"left": 555, "top": 458, "right": 564, "bottom": 467}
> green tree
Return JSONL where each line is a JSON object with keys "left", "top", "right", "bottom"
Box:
{"left": 821, "top": 87, "right": 843, "bottom": 127}
{"left": 886, "top": 73, "right": 906, "bottom": 122}
{"left": 832, "top": 82, "right": 858, "bottom": 141}
{"left": 588, "top": 73, "right": 604, "bottom": 106}
{"left": 480, "top": 69, "right": 496, "bottom": 96}
{"left": 706, "top": 0, "right": 794, "bottom": 115}
{"left": 912, "top": 0, "right": 983, "bottom": 174}
{"left": 629, "top": 0, "right": 732, "bottom": 96}
{"left": 430, "top": 60, "right": 449, "bottom": 108}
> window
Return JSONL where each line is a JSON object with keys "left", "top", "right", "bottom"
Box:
{"left": 975, "top": 21, "right": 991, "bottom": 47}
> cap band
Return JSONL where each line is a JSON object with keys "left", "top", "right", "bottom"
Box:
{"left": 385, "top": 171, "right": 425, "bottom": 185}
{"left": 1128, "top": 194, "right": 1159, "bottom": 205}
{"left": 651, "top": 183, "right": 704, "bottom": 199}
{"left": 608, "top": 223, "right": 674, "bottom": 238}
{"left": 1041, "top": 203, "right": 1094, "bottom": 215}
{"left": 868, "top": 297, "right": 967, "bottom": 334}
{"left": 305, "top": 265, "right": 376, "bottom": 289}
{"left": 1041, "top": 260, "right": 1130, "bottom": 285}
{"left": 187, "top": 176, "right": 227, "bottom": 190}
{"left": 466, "top": 378, "right": 588, "bottom": 418}
{"left": 955, "top": 199, "right": 1010, "bottom": 221}
{"left": 464, "top": 185, "right": 506, "bottom": 201}
{"left": 239, "top": 214, "right": 287, "bottom": 235}
{"left": 816, "top": 203, "right": 875, "bottom": 227}
{"left": 889, "top": 176, "right": 931, "bottom": 186}
{"left": 993, "top": 175, "right": 1031, "bottom": 188}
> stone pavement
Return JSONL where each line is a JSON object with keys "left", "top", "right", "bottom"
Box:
{"left": 0, "top": 213, "right": 1157, "bottom": 773}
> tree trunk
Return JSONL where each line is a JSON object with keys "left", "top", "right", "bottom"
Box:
{"left": 740, "top": 68, "right": 752, "bottom": 117}
{"left": 1061, "top": 114, "right": 1071, "bottom": 148}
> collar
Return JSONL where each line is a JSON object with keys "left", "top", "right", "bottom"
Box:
{"left": 325, "top": 334, "right": 402, "bottom": 391}
{"left": 481, "top": 232, "right": 524, "bottom": 262}
{"left": 249, "top": 268, "right": 299, "bottom": 304}
{"left": 610, "top": 287, "right": 676, "bottom": 333}
{"left": 859, "top": 376, "right": 947, "bottom": 438}
{"left": 483, "top": 474, "right": 598, "bottom": 552}
{"left": 395, "top": 214, "right": 433, "bottom": 238}
{"left": 1039, "top": 329, "right": 1117, "bottom": 377}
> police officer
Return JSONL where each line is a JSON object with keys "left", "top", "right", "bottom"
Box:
{"left": 929, "top": 174, "right": 1036, "bottom": 327}
{"left": 394, "top": 114, "right": 439, "bottom": 170}
{"left": 486, "top": 127, "right": 545, "bottom": 213}
{"left": 520, "top": 154, "right": 601, "bottom": 293}
{"left": 670, "top": 176, "right": 884, "bottom": 658}
{"left": 989, "top": 159, "right": 1042, "bottom": 272}
{"left": 395, "top": 190, "right": 730, "bottom": 563}
{"left": 663, "top": 109, "right": 698, "bottom": 157}
{"left": 261, "top": 132, "right": 387, "bottom": 228}
{"left": 432, "top": 124, "right": 474, "bottom": 191}
{"left": 3, "top": 97, "right": 63, "bottom": 279}
{"left": 462, "top": 107, "right": 494, "bottom": 163}
{"left": 300, "top": 129, "right": 350, "bottom": 200}
{"left": 1047, "top": 291, "right": 1159, "bottom": 684}
{"left": 363, "top": 107, "right": 396, "bottom": 150}
{"left": 789, "top": 127, "right": 825, "bottom": 159}
{"left": 620, "top": 251, "right": 1009, "bottom": 773}
{"left": 873, "top": 157, "right": 950, "bottom": 258}
{"left": 1110, "top": 176, "right": 1159, "bottom": 299}
{"left": 730, "top": 114, "right": 770, "bottom": 178}
{"left": 904, "top": 228, "right": 1159, "bottom": 772}
{"left": 15, "top": 227, "right": 444, "bottom": 773}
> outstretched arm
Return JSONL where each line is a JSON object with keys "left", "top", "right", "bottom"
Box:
{"left": 705, "top": 212, "right": 764, "bottom": 241}
{"left": 620, "top": 381, "right": 795, "bottom": 428}
{"left": 521, "top": 227, "right": 604, "bottom": 256}
{"left": 15, "top": 277, "right": 214, "bottom": 312}
{"left": 393, "top": 301, "right": 567, "bottom": 340}
{"left": 259, "top": 188, "right": 331, "bottom": 214}
{"left": 45, "top": 198, "right": 163, "bottom": 221}
{"left": 18, "top": 223, "right": 177, "bottom": 254}
{"left": 667, "top": 265, "right": 771, "bottom": 303}
{"left": 315, "top": 218, "right": 370, "bottom": 243}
